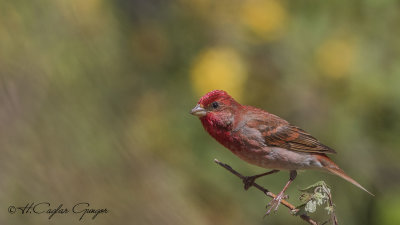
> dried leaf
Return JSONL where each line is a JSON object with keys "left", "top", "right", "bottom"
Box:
{"left": 305, "top": 200, "right": 317, "bottom": 213}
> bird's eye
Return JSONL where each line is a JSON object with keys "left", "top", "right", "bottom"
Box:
{"left": 211, "top": 101, "right": 219, "bottom": 109}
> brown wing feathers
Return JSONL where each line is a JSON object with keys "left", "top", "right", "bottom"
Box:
{"left": 287, "top": 126, "right": 336, "bottom": 153}
{"left": 241, "top": 108, "right": 336, "bottom": 154}
{"left": 244, "top": 115, "right": 337, "bottom": 154}
{"left": 265, "top": 125, "right": 336, "bottom": 154}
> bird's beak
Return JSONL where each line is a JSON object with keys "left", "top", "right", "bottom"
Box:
{"left": 190, "top": 104, "right": 206, "bottom": 117}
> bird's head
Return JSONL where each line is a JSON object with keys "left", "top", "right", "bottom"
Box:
{"left": 190, "top": 90, "right": 240, "bottom": 129}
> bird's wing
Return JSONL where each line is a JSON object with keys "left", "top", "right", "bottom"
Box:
{"left": 245, "top": 113, "right": 337, "bottom": 154}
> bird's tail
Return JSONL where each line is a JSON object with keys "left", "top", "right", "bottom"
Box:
{"left": 325, "top": 166, "right": 374, "bottom": 196}
{"left": 318, "top": 155, "right": 374, "bottom": 196}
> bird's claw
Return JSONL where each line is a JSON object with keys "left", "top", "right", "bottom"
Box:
{"left": 243, "top": 176, "right": 256, "bottom": 190}
{"left": 264, "top": 193, "right": 288, "bottom": 216}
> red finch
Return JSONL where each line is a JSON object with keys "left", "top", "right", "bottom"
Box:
{"left": 190, "top": 90, "right": 373, "bottom": 214}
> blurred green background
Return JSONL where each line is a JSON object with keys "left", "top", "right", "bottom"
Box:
{"left": 1, "top": 0, "right": 399, "bottom": 224}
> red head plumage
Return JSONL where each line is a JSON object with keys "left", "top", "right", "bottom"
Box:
{"left": 198, "top": 90, "right": 234, "bottom": 107}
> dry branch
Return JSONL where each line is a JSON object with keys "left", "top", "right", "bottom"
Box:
{"left": 214, "top": 159, "right": 319, "bottom": 225}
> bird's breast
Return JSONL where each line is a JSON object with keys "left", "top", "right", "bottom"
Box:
{"left": 201, "top": 118, "right": 323, "bottom": 170}
{"left": 218, "top": 131, "right": 324, "bottom": 171}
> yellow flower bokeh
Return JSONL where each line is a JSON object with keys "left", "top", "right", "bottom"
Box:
{"left": 240, "top": 0, "right": 287, "bottom": 41}
{"left": 316, "top": 38, "right": 357, "bottom": 78}
{"left": 57, "top": 0, "right": 104, "bottom": 29}
{"left": 190, "top": 47, "right": 247, "bottom": 101}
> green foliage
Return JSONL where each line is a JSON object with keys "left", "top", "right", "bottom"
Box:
{"left": 296, "top": 181, "right": 336, "bottom": 224}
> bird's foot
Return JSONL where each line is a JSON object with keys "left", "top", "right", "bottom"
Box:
{"left": 265, "top": 192, "right": 288, "bottom": 215}
{"left": 242, "top": 176, "right": 256, "bottom": 190}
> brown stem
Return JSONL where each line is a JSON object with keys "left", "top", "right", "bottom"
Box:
{"left": 214, "top": 159, "right": 319, "bottom": 225}
{"left": 323, "top": 185, "right": 338, "bottom": 225}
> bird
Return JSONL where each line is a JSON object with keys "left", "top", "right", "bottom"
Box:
{"left": 190, "top": 90, "right": 373, "bottom": 214}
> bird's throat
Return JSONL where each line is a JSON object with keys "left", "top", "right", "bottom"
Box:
{"left": 200, "top": 115, "right": 236, "bottom": 150}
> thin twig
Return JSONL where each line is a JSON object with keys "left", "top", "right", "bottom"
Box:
{"left": 322, "top": 185, "right": 338, "bottom": 225}
{"left": 214, "top": 159, "right": 319, "bottom": 225}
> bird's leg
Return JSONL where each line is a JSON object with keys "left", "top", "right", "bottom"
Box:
{"left": 265, "top": 170, "right": 297, "bottom": 215}
{"left": 243, "top": 170, "right": 279, "bottom": 190}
